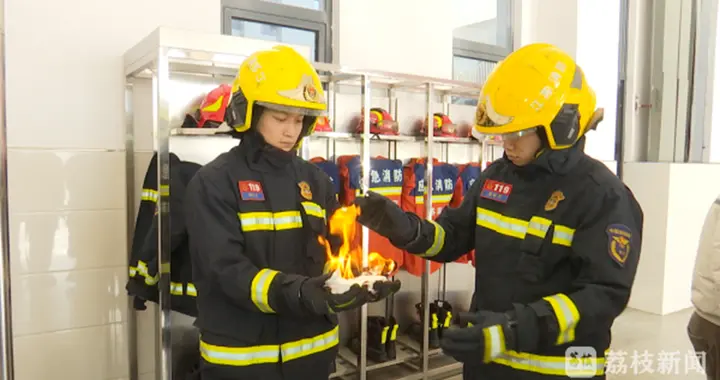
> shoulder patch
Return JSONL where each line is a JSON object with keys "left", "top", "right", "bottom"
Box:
{"left": 607, "top": 224, "right": 632, "bottom": 267}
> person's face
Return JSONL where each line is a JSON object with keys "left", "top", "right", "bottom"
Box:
{"left": 256, "top": 109, "right": 305, "bottom": 152}
{"left": 502, "top": 130, "right": 542, "bottom": 166}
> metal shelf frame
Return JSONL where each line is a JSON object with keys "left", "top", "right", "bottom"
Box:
{"left": 124, "top": 27, "right": 496, "bottom": 380}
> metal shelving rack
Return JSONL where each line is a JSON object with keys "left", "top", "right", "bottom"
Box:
{"left": 123, "top": 27, "right": 500, "bottom": 380}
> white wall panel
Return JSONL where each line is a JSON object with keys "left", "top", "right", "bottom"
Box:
{"left": 5, "top": 0, "right": 222, "bottom": 379}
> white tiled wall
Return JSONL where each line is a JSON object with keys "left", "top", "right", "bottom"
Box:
{"left": 5, "top": 0, "right": 220, "bottom": 378}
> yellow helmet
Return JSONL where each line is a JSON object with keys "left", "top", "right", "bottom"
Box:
{"left": 225, "top": 45, "right": 327, "bottom": 135}
{"left": 473, "top": 43, "right": 604, "bottom": 150}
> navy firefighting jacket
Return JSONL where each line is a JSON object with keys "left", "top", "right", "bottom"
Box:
{"left": 126, "top": 153, "right": 201, "bottom": 317}
{"left": 404, "top": 138, "right": 643, "bottom": 379}
{"left": 184, "top": 133, "right": 341, "bottom": 380}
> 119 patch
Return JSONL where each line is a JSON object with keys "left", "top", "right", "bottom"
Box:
{"left": 607, "top": 224, "right": 632, "bottom": 266}
{"left": 480, "top": 179, "right": 513, "bottom": 203}
{"left": 238, "top": 180, "right": 265, "bottom": 201}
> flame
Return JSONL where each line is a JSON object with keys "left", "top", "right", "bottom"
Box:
{"left": 318, "top": 205, "right": 396, "bottom": 279}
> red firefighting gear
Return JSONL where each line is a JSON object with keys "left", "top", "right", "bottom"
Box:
{"left": 401, "top": 158, "right": 459, "bottom": 276}
{"left": 338, "top": 155, "right": 405, "bottom": 272}
{"left": 449, "top": 163, "right": 483, "bottom": 265}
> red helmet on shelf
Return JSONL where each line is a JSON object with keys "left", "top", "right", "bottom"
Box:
{"left": 420, "top": 113, "right": 457, "bottom": 137}
{"left": 197, "top": 84, "right": 232, "bottom": 128}
{"left": 355, "top": 108, "right": 399, "bottom": 135}
{"left": 314, "top": 116, "right": 332, "bottom": 132}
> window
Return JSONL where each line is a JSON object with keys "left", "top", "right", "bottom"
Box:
{"left": 222, "top": 0, "right": 332, "bottom": 63}
{"left": 451, "top": 0, "right": 513, "bottom": 105}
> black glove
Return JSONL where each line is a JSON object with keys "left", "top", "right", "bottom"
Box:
{"left": 354, "top": 191, "right": 419, "bottom": 246}
{"left": 368, "top": 279, "right": 402, "bottom": 303}
{"left": 440, "top": 310, "right": 517, "bottom": 364}
{"left": 299, "top": 273, "right": 373, "bottom": 315}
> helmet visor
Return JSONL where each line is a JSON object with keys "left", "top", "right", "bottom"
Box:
{"left": 472, "top": 127, "right": 537, "bottom": 142}
{"left": 257, "top": 101, "right": 327, "bottom": 117}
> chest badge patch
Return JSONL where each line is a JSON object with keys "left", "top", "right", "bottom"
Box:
{"left": 298, "top": 181, "right": 313, "bottom": 200}
{"left": 544, "top": 190, "right": 566, "bottom": 211}
{"left": 480, "top": 179, "right": 513, "bottom": 203}
{"left": 607, "top": 224, "right": 632, "bottom": 267}
{"left": 238, "top": 180, "right": 265, "bottom": 201}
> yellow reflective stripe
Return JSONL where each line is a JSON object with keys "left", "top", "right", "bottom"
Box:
{"left": 415, "top": 194, "right": 453, "bottom": 204}
{"left": 476, "top": 208, "right": 573, "bottom": 247}
{"left": 301, "top": 202, "right": 326, "bottom": 220}
{"left": 390, "top": 324, "right": 398, "bottom": 341}
{"left": 431, "top": 314, "right": 438, "bottom": 329}
{"left": 482, "top": 325, "right": 507, "bottom": 363}
{"left": 381, "top": 326, "right": 389, "bottom": 344}
{"left": 200, "top": 341, "right": 279, "bottom": 366}
{"left": 528, "top": 216, "right": 552, "bottom": 238}
{"left": 355, "top": 186, "right": 402, "bottom": 197}
{"left": 419, "top": 220, "right": 445, "bottom": 258}
{"left": 493, "top": 350, "right": 605, "bottom": 376}
{"left": 170, "top": 282, "right": 184, "bottom": 295}
{"left": 552, "top": 225, "right": 575, "bottom": 247}
{"left": 280, "top": 325, "right": 340, "bottom": 362}
{"left": 444, "top": 311, "right": 453, "bottom": 327}
{"left": 186, "top": 283, "right": 197, "bottom": 297}
{"left": 250, "top": 269, "right": 279, "bottom": 313}
{"left": 476, "top": 208, "right": 528, "bottom": 239}
{"left": 129, "top": 260, "right": 159, "bottom": 286}
{"left": 543, "top": 293, "right": 580, "bottom": 345}
{"left": 141, "top": 188, "right": 158, "bottom": 202}
{"left": 238, "top": 211, "right": 303, "bottom": 232}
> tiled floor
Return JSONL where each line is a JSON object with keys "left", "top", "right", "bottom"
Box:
{"left": 443, "top": 307, "right": 707, "bottom": 380}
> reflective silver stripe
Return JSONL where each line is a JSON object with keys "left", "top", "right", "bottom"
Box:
{"left": 186, "top": 283, "right": 197, "bottom": 296}
{"left": 170, "top": 282, "right": 183, "bottom": 295}
{"left": 239, "top": 211, "right": 303, "bottom": 232}
{"left": 543, "top": 293, "right": 580, "bottom": 345}
{"left": 141, "top": 188, "right": 158, "bottom": 202}
{"left": 483, "top": 325, "right": 505, "bottom": 362}
{"left": 301, "top": 202, "right": 326, "bottom": 220}
{"left": 281, "top": 326, "right": 340, "bottom": 362}
{"left": 251, "top": 269, "right": 279, "bottom": 313}
{"left": 493, "top": 351, "right": 605, "bottom": 376}
{"left": 419, "top": 220, "right": 446, "bottom": 258}
{"left": 552, "top": 226, "right": 575, "bottom": 247}
{"left": 476, "top": 211, "right": 527, "bottom": 238}
{"left": 200, "top": 326, "right": 340, "bottom": 366}
{"left": 527, "top": 216, "right": 551, "bottom": 238}
{"left": 200, "top": 344, "right": 279, "bottom": 366}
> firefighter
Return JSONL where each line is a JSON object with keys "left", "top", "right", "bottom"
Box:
{"left": 353, "top": 42, "right": 644, "bottom": 379}
{"left": 184, "top": 45, "right": 400, "bottom": 380}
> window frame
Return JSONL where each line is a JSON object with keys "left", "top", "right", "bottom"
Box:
{"left": 221, "top": 0, "right": 333, "bottom": 63}
{"left": 451, "top": 0, "right": 515, "bottom": 67}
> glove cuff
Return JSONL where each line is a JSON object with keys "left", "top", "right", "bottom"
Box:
{"left": 509, "top": 303, "right": 543, "bottom": 352}
{"left": 276, "top": 273, "right": 311, "bottom": 316}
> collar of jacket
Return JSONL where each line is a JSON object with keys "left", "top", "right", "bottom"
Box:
{"left": 503, "top": 136, "right": 587, "bottom": 177}
{"left": 237, "top": 130, "right": 297, "bottom": 172}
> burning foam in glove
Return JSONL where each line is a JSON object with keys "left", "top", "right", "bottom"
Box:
{"left": 318, "top": 205, "right": 396, "bottom": 295}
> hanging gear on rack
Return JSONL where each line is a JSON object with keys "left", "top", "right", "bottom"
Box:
{"left": 355, "top": 107, "right": 399, "bottom": 135}
{"left": 185, "top": 46, "right": 398, "bottom": 380}
{"left": 449, "top": 162, "right": 483, "bottom": 265}
{"left": 126, "top": 152, "right": 201, "bottom": 318}
{"left": 354, "top": 42, "right": 644, "bottom": 380}
{"left": 399, "top": 158, "right": 459, "bottom": 276}
{"left": 310, "top": 157, "right": 340, "bottom": 199}
{"left": 337, "top": 155, "right": 405, "bottom": 272}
